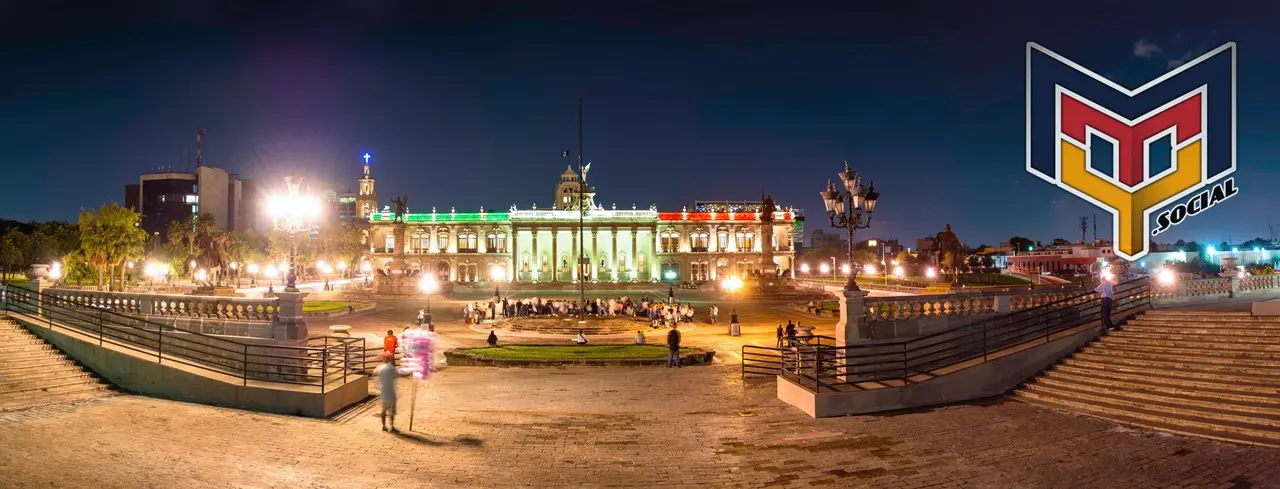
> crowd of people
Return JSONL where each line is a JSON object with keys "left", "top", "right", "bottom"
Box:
{"left": 454, "top": 294, "right": 724, "bottom": 329}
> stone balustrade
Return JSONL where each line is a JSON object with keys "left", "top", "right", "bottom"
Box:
{"left": 856, "top": 275, "right": 1280, "bottom": 340}
{"left": 43, "top": 288, "right": 279, "bottom": 324}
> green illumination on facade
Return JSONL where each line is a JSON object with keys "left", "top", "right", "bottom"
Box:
{"left": 370, "top": 212, "right": 511, "bottom": 223}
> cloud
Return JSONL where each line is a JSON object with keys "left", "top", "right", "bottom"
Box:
{"left": 1133, "top": 39, "right": 1163, "bottom": 58}
{"left": 1167, "top": 48, "right": 1206, "bottom": 68}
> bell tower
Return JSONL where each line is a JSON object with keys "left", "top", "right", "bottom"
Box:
{"left": 553, "top": 165, "right": 596, "bottom": 210}
{"left": 357, "top": 152, "right": 378, "bottom": 219}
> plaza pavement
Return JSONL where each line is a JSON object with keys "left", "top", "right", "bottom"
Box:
{"left": 2, "top": 362, "right": 1278, "bottom": 488}
{"left": 4, "top": 288, "right": 1278, "bottom": 488}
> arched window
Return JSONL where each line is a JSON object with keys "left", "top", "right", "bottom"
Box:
{"left": 458, "top": 231, "right": 478, "bottom": 253}
{"left": 690, "top": 232, "right": 709, "bottom": 252}
{"left": 520, "top": 253, "right": 531, "bottom": 272}
{"left": 736, "top": 232, "right": 754, "bottom": 251}
{"left": 385, "top": 234, "right": 395, "bottom": 253}
{"left": 660, "top": 231, "right": 679, "bottom": 253}
{"left": 486, "top": 233, "right": 505, "bottom": 253}
{"left": 436, "top": 231, "right": 450, "bottom": 253}
{"left": 716, "top": 230, "right": 729, "bottom": 250}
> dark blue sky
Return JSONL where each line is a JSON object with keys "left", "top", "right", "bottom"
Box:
{"left": 2, "top": 1, "right": 1277, "bottom": 247}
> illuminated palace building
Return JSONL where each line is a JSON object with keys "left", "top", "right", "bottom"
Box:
{"left": 362, "top": 162, "right": 801, "bottom": 285}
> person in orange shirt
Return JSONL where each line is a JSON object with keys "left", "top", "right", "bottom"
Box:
{"left": 383, "top": 330, "right": 398, "bottom": 365}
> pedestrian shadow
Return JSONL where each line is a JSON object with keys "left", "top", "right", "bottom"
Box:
{"left": 393, "top": 431, "right": 485, "bottom": 447}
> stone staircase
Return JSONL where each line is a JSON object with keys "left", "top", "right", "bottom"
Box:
{"left": 0, "top": 319, "right": 114, "bottom": 411}
{"left": 1016, "top": 310, "right": 1280, "bottom": 447}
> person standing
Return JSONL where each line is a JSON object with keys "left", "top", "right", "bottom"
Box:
{"left": 776, "top": 324, "right": 785, "bottom": 348}
{"left": 709, "top": 304, "right": 719, "bottom": 324}
{"left": 666, "top": 326, "right": 682, "bottom": 368}
{"left": 1096, "top": 274, "right": 1116, "bottom": 330}
{"left": 417, "top": 308, "right": 425, "bottom": 327}
{"left": 374, "top": 353, "right": 400, "bottom": 433}
{"left": 785, "top": 321, "right": 796, "bottom": 347}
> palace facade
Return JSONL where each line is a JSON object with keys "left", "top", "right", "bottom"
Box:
{"left": 362, "top": 164, "right": 801, "bottom": 285}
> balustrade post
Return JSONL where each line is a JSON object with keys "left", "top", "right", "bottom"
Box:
{"left": 1230, "top": 276, "right": 1240, "bottom": 298}
{"left": 321, "top": 349, "right": 329, "bottom": 394}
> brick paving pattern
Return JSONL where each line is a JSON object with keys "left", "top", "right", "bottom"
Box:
{"left": 2, "top": 364, "right": 1278, "bottom": 488}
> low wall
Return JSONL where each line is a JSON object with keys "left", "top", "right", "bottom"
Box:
{"left": 777, "top": 307, "right": 1146, "bottom": 418}
{"left": 11, "top": 315, "right": 366, "bottom": 418}
{"left": 444, "top": 346, "right": 715, "bottom": 367}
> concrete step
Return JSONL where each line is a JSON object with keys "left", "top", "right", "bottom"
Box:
{"left": 1024, "top": 379, "right": 1280, "bottom": 429}
{"left": 1016, "top": 388, "right": 1280, "bottom": 447}
{"left": 1087, "top": 343, "right": 1280, "bottom": 365}
{"left": 1043, "top": 368, "right": 1280, "bottom": 404}
{"left": 1060, "top": 357, "right": 1280, "bottom": 388}
{"left": 0, "top": 384, "right": 112, "bottom": 411}
{"left": 1100, "top": 336, "right": 1280, "bottom": 354}
{"left": 1125, "top": 319, "right": 1280, "bottom": 329}
{"left": 1, "top": 348, "right": 76, "bottom": 361}
{"left": 0, "top": 343, "right": 57, "bottom": 354}
{"left": 1121, "top": 324, "right": 1280, "bottom": 338}
{"left": 1144, "top": 311, "right": 1255, "bottom": 318}
{"left": 1111, "top": 330, "right": 1280, "bottom": 346}
{"left": 0, "top": 362, "right": 86, "bottom": 380}
{"left": 0, "top": 371, "right": 95, "bottom": 392}
{"left": 1072, "top": 350, "right": 1280, "bottom": 375}
{"left": 1051, "top": 363, "right": 1280, "bottom": 394}
{"left": 1031, "top": 374, "right": 1280, "bottom": 418}
{"left": 1043, "top": 369, "right": 1280, "bottom": 407}
{"left": 0, "top": 354, "right": 71, "bottom": 370}
{"left": 0, "top": 376, "right": 103, "bottom": 397}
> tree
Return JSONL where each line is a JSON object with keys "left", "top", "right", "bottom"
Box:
{"left": 32, "top": 221, "right": 79, "bottom": 264}
{"left": 0, "top": 228, "right": 31, "bottom": 282}
{"left": 61, "top": 250, "right": 97, "bottom": 285}
{"left": 895, "top": 250, "right": 914, "bottom": 266}
{"left": 1008, "top": 236, "right": 1034, "bottom": 255}
{"left": 79, "top": 203, "right": 146, "bottom": 291}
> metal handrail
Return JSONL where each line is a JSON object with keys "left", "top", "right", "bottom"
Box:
{"left": 782, "top": 277, "right": 1153, "bottom": 393}
{"left": 0, "top": 286, "right": 364, "bottom": 392}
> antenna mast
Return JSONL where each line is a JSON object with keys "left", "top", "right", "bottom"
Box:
{"left": 195, "top": 127, "right": 207, "bottom": 168}
{"left": 1079, "top": 216, "right": 1088, "bottom": 243}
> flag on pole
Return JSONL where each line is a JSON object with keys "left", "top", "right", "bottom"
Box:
{"left": 561, "top": 150, "right": 569, "bottom": 158}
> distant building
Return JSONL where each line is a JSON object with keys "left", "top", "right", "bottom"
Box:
{"left": 124, "top": 165, "right": 254, "bottom": 240}
{"left": 316, "top": 183, "right": 359, "bottom": 224}
{"left": 915, "top": 237, "right": 937, "bottom": 254}
{"left": 810, "top": 229, "right": 847, "bottom": 250}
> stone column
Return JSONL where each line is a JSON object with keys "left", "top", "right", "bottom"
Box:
{"left": 273, "top": 290, "right": 309, "bottom": 340}
{"left": 651, "top": 226, "right": 659, "bottom": 280}
{"left": 630, "top": 228, "right": 638, "bottom": 281}
{"left": 591, "top": 227, "right": 599, "bottom": 281}
{"left": 611, "top": 227, "right": 618, "bottom": 282}
{"left": 761, "top": 222, "right": 776, "bottom": 276}
{"left": 531, "top": 226, "right": 539, "bottom": 282}
{"left": 571, "top": 230, "right": 579, "bottom": 281}
{"left": 510, "top": 225, "right": 518, "bottom": 282}
{"left": 551, "top": 227, "right": 559, "bottom": 282}
{"left": 835, "top": 286, "right": 870, "bottom": 347}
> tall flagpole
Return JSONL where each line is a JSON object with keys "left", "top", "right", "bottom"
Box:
{"left": 578, "top": 95, "right": 586, "bottom": 319}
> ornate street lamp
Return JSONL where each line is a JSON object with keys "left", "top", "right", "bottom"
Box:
{"left": 819, "top": 161, "right": 880, "bottom": 292}
{"left": 418, "top": 275, "right": 438, "bottom": 327}
{"left": 269, "top": 176, "right": 321, "bottom": 292}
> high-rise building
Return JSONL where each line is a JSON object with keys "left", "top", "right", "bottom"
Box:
{"left": 124, "top": 165, "right": 253, "bottom": 239}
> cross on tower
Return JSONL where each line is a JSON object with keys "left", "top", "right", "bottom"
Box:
{"left": 363, "top": 153, "right": 371, "bottom": 164}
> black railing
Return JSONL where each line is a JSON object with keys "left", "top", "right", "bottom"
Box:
{"left": 782, "top": 277, "right": 1153, "bottom": 393}
{"left": 0, "top": 286, "right": 364, "bottom": 393}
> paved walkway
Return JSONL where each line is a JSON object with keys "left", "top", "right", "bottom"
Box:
{"left": 2, "top": 365, "right": 1277, "bottom": 488}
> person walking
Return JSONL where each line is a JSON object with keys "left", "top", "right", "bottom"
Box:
{"left": 709, "top": 304, "right": 719, "bottom": 324}
{"left": 1097, "top": 274, "right": 1116, "bottom": 330}
{"left": 375, "top": 353, "right": 400, "bottom": 433}
{"left": 776, "top": 324, "right": 785, "bottom": 349}
{"left": 666, "top": 326, "right": 682, "bottom": 368}
{"left": 417, "top": 308, "right": 425, "bottom": 327}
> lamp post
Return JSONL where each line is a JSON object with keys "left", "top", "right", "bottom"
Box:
{"left": 269, "top": 176, "right": 320, "bottom": 292}
{"left": 721, "top": 275, "right": 743, "bottom": 336}
{"left": 264, "top": 265, "right": 277, "bottom": 289}
{"left": 491, "top": 266, "right": 505, "bottom": 298}
{"left": 418, "top": 275, "right": 437, "bottom": 328}
{"left": 247, "top": 263, "right": 259, "bottom": 287}
{"left": 49, "top": 262, "right": 62, "bottom": 287}
{"left": 819, "top": 161, "right": 879, "bottom": 292}
{"left": 230, "top": 261, "right": 238, "bottom": 287}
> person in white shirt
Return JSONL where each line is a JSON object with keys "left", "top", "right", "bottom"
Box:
{"left": 634, "top": 330, "right": 646, "bottom": 345}
{"left": 374, "top": 353, "right": 400, "bottom": 433}
{"left": 575, "top": 330, "right": 588, "bottom": 345}
{"left": 1096, "top": 275, "right": 1116, "bottom": 330}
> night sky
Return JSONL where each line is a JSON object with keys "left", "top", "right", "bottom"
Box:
{"left": 2, "top": 1, "right": 1277, "bottom": 247}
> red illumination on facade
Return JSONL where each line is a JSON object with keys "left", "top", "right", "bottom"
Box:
{"left": 656, "top": 212, "right": 792, "bottom": 221}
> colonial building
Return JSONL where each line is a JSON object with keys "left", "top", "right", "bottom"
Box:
{"left": 362, "top": 164, "right": 801, "bottom": 285}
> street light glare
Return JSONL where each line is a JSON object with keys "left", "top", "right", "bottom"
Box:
{"left": 818, "top": 263, "right": 830, "bottom": 274}
{"left": 418, "top": 275, "right": 438, "bottom": 294}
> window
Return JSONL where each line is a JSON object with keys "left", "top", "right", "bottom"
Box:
{"left": 486, "top": 233, "right": 506, "bottom": 253}
{"left": 660, "top": 231, "right": 679, "bottom": 253}
{"left": 385, "top": 234, "right": 395, "bottom": 253}
{"left": 458, "top": 232, "right": 478, "bottom": 253}
{"left": 717, "top": 230, "right": 729, "bottom": 250}
{"left": 521, "top": 253, "right": 531, "bottom": 272}
{"left": 736, "top": 232, "right": 754, "bottom": 251}
{"left": 437, "top": 232, "right": 450, "bottom": 252}
{"left": 690, "top": 232, "right": 709, "bottom": 252}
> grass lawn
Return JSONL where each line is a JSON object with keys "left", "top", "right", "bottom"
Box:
{"left": 302, "top": 300, "right": 370, "bottom": 313}
{"left": 459, "top": 345, "right": 698, "bottom": 361}
{"left": 0, "top": 273, "right": 29, "bottom": 284}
